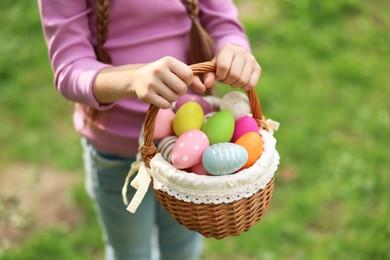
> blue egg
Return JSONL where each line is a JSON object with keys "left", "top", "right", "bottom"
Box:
{"left": 202, "top": 143, "right": 248, "bottom": 176}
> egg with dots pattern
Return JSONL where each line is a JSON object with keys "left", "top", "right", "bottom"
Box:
{"left": 171, "top": 130, "right": 210, "bottom": 169}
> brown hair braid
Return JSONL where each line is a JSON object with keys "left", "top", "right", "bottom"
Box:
{"left": 95, "top": 0, "right": 112, "bottom": 64}
{"left": 83, "top": 0, "right": 214, "bottom": 123}
{"left": 183, "top": 0, "right": 214, "bottom": 63}
{"left": 79, "top": 0, "right": 112, "bottom": 123}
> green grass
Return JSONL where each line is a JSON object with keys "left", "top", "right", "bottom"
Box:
{"left": 0, "top": 183, "right": 103, "bottom": 260}
{"left": 0, "top": 2, "right": 82, "bottom": 171}
{"left": 1, "top": 0, "right": 389, "bottom": 259}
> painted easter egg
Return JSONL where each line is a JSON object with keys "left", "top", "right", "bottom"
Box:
{"left": 154, "top": 109, "right": 175, "bottom": 140}
{"left": 203, "top": 111, "right": 216, "bottom": 124}
{"left": 231, "top": 115, "right": 259, "bottom": 142}
{"left": 235, "top": 132, "right": 263, "bottom": 169}
{"left": 201, "top": 110, "right": 234, "bottom": 144}
{"left": 190, "top": 162, "right": 212, "bottom": 176}
{"left": 173, "top": 101, "right": 204, "bottom": 136}
{"left": 202, "top": 143, "right": 248, "bottom": 176}
{"left": 220, "top": 91, "right": 251, "bottom": 120}
{"left": 171, "top": 130, "right": 209, "bottom": 169}
{"left": 174, "top": 93, "right": 213, "bottom": 114}
{"left": 157, "top": 135, "right": 178, "bottom": 163}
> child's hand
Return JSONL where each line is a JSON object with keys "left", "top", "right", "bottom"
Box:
{"left": 204, "top": 44, "right": 261, "bottom": 91}
{"left": 133, "top": 57, "right": 193, "bottom": 109}
{"left": 93, "top": 56, "right": 206, "bottom": 109}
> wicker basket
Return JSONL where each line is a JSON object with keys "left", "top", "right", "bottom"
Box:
{"left": 138, "top": 61, "right": 277, "bottom": 239}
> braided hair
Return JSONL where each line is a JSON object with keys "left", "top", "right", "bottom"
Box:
{"left": 95, "top": 0, "right": 112, "bottom": 63}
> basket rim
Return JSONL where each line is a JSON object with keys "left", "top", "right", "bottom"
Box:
{"left": 149, "top": 130, "right": 280, "bottom": 204}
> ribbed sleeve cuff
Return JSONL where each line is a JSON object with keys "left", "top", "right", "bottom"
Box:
{"left": 64, "top": 59, "right": 115, "bottom": 110}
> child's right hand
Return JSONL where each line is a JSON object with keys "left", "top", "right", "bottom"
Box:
{"left": 133, "top": 57, "right": 205, "bottom": 109}
{"left": 93, "top": 56, "right": 206, "bottom": 109}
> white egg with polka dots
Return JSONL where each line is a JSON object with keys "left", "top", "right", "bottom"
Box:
{"left": 171, "top": 129, "right": 210, "bottom": 169}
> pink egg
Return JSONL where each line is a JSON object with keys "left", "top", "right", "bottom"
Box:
{"left": 171, "top": 130, "right": 209, "bottom": 169}
{"left": 174, "top": 94, "right": 213, "bottom": 114}
{"left": 231, "top": 115, "right": 259, "bottom": 142}
{"left": 154, "top": 109, "right": 175, "bottom": 140}
{"left": 191, "top": 162, "right": 212, "bottom": 176}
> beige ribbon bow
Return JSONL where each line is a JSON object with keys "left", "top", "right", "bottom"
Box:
{"left": 122, "top": 161, "right": 151, "bottom": 213}
{"left": 265, "top": 118, "right": 280, "bottom": 135}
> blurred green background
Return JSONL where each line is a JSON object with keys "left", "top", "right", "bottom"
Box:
{"left": 0, "top": 0, "right": 389, "bottom": 259}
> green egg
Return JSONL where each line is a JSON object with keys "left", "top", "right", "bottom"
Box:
{"left": 173, "top": 101, "right": 204, "bottom": 136}
{"left": 201, "top": 110, "right": 235, "bottom": 144}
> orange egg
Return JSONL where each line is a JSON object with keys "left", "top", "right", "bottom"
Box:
{"left": 234, "top": 132, "right": 263, "bottom": 169}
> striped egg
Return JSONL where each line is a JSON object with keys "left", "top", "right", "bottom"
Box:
{"left": 202, "top": 143, "right": 248, "bottom": 176}
{"left": 157, "top": 135, "right": 178, "bottom": 163}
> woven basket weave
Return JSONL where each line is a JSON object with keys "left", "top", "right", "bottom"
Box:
{"left": 140, "top": 61, "right": 275, "bottom": 239}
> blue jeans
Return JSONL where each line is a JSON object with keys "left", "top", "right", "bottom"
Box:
{"left": 82, "top": 139, "right": 203, "bottom": 260}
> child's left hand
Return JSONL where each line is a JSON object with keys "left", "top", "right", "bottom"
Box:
{"left": 200, "top": 44, "right": 261, "bottom": 91}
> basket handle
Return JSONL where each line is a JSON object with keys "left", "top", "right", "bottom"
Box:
{"left": 140, "top": 60, "right": 268, "bottom": 168}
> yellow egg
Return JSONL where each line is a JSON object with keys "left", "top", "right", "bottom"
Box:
{"left": 173, "top": 101, "right": 204, "bottom": 136}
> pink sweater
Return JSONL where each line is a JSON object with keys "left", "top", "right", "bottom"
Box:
{"left": 38, "top": 0, "right": 250, "bottom": 156}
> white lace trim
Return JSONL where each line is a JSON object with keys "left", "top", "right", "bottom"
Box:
{"left": 150, "top": 130, "right": 280, "bottom": 204}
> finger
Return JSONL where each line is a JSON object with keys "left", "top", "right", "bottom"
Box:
{"left": 152, "top": 94, "right": 173, "bottom": 109}
{"left": 231, "top": 60, "right": 252, "bottom": 89}
{"left": 224, "top": 54, "right": 246, "bottom": 86}
{"left": 241, "top": 66, "right": 261, "bottom": 91}
{"left": 204, "top": 72, "right": 215, "bottom": 88}
{"left": 215, "top": 50, "right": 234, "bottom": 81}
{"left": 144, "top": 90, "right": 172, "bottom": 109}
{"left": 167, "top": 58, "right": 193, "bottom": 87}
{"left": 155, "top": 80, "right": 181, "bottom": 103}
{"left": 191, "top": 75, "right": 206, "bottom": 93}
{"left": 161, "top": 72, "right": 188, "bottom": 96}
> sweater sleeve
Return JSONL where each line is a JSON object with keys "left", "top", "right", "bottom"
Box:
{"left": 199, "top": 0, "right": 251, "bottom": 53}
{"left": 38, "top": 0, "right": 114, "bottom": 109}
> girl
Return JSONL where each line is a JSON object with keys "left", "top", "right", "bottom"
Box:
{"left": 38, "top": 0, "right": 261, "bottom": 259}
